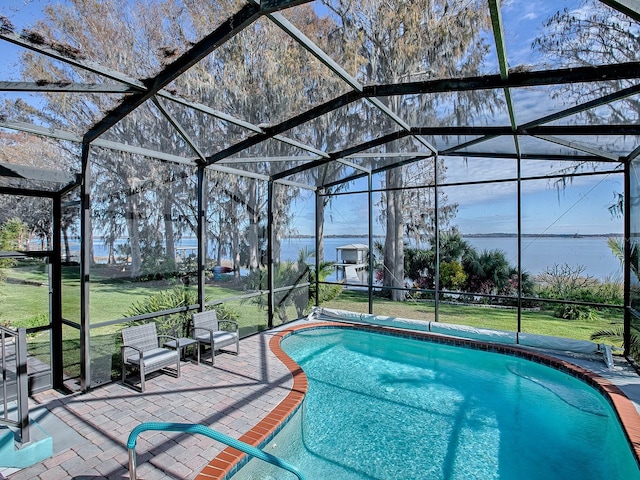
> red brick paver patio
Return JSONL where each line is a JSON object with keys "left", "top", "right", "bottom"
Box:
{"left": 6, "top": 329, "right": 293, "bottom": 480}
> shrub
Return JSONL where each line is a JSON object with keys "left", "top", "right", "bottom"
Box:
{"left": 12, "top": 312, "right": 49, "bottom": 330}
{"left": 317, "top": 283, "right": 343, "bottom": 304}
{"left": 244, "top": 249, "right": 340, "bottom": 322}
{"left": 404, "top": 247, "right": 434, "bottom": 283}
{"left": 439, "top": 261, "right": 466, "bottom": 290}
{"left": 588, "top": 280, "right": 623, "bottom": 305}
{"left": 12, "top": 313, "right": 49, "bottom": 337}
{"left": 554, "top": 303, "right": 599, "bottom": 321}
{"left": 211, "top": 303, "right": 240, "bottom": 322}
{"left": 536, "top": 263, "right": 596, "bottom": 299}
{"left": 0, "top": 218, "right": 29, "bottom": 268}
{"left": 125, "top": 286, "right": 200, "bottom": 337}
{"left": 137, "top": 254, "right": 178, "bottom": 281}
{"left": 310, "top": 259, "right": 343, "bottom": 306}
{"left": 535, "top": 265, "right": 623, "bottom": 319}
{"left": 0, "top": 218, "right": 28, "bottom": 250}
{"left": 462, "top": 249, "right": 512, "bottom": 295}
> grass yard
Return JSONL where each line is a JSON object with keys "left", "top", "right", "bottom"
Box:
{"left": 1, "top": 262, "right": 271, "bottom": 381}
{"left": 322, "top": 290, "right": 624, "bottom": 345}
{"left": 1, "top": 263, "right": 625, "bottom": 383}
{"left": 1, "top": 262, "right": 265, "bottom": 326}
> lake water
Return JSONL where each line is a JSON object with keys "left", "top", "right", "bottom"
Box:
{"left": 87, "top": 235, "right": 621, "bottom": 281}
{"left": 278, "top": 235, "right": 622, "bottom": 281}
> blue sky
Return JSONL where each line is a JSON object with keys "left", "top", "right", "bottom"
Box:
{"left": 0, "top": 0, "right": 631, "bottom": 237}
{"left": 288, "top": 167, "right": 624, "bottom": 237}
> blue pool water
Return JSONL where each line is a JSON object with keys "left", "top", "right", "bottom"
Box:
{"left": 233, "top": 328, "right": 640, "bottom": 479}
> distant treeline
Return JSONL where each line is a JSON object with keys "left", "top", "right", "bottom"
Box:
{"left": 289, "top": 233, "right": 623, "bottom": 239}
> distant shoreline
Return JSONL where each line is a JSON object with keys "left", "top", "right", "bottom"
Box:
{"left": 288, "top": 233, "right": 623, "bottom": 239}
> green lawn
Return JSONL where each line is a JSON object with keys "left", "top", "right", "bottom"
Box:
{"left": 1, "top": 263, "right": 265, "bottom": 327}
{"left": 1, "top": 262, "right": 271, "bottom": 381}
{"left": 1, "top": 263, "right": 625, "bottom": 382}
{"left": 322, "top": 290, "right": 623, "bottom": 344}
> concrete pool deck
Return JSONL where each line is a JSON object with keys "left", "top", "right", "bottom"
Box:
{"left": 3, "top": 321, "right": 640, "bottom": 480}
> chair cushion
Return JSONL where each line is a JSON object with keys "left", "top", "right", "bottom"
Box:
{"left": 125, "top": 347, "right": 179, "bottom": 370}
{"left": 195, "top": 331, "right": 238, "bottom": 350}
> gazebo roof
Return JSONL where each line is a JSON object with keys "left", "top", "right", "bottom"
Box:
{"left": 336, "top": 244, "right": 369, "bottom": 251}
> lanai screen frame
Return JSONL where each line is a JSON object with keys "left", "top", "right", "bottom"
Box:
{"left": 0, "top": 0, "right": 639, "bottom": 390}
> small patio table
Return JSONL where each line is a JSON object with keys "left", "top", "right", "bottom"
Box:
{"left": 163, "top": 337, "right": 197, "bottom": 362}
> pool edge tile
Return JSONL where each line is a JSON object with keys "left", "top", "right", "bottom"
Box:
{"left": 196, "top": 323, "right": 313, "bottom": 480}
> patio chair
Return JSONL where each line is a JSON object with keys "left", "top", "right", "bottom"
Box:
{"left": 191, "top": 309, "right": 239, "bottom": 366}
{"left": 121, "top": 323, "right": 180, "bottom": 392}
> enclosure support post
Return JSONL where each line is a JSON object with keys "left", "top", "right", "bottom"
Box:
{"left": 315, "top": 188, "right": 322, "bottom": 307}
{"left": 267, "top": 180, "right": 275, "bottom": 329}
{"left": 434, "top": 155, "right": 440, "bottom": 322}
{"left": 51, "top": 194, "right": 64, "bottom": 390}
{"left": 516, "top": 151, "right": 523, "bottom": 340}
{"left": 16, "top": 327, "right": 30, "bottom": 443}
{"left": 368, "top": 173, "right": 374, "bottom": 314}
{"left": 80, "top": 142, "right": 91, "bottom": 391}
{"left": 197, "top": 166, "right": 207, "bottom": 312}
{"left": 624, "top": 159, "right": 631, "bottom": 356}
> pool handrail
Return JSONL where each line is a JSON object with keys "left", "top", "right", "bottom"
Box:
{"left": 126, "top": 422, "right": 306, "bottom": 480}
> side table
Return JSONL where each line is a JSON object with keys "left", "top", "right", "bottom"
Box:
{"left": 164, "top": 337, "right": 197, "bottom": 363}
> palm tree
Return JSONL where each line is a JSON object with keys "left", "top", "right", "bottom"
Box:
{"left": 462, "top": 249, "right": 511, "bottom": 295}
{"left": 607, "top": 237, "right": 638, "bottom": 280}
{"left": 439, "top": 228, "right": 471, "bottom": 264}
{"left": 598, "top": 238, "right": 639, "bottom": 360}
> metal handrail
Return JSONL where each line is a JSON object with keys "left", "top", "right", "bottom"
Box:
{"left": 0, "top": 325, "right": 30, "bottom": 443}
{"left": 127, "top": 422, "right": 306, "bottom": 480}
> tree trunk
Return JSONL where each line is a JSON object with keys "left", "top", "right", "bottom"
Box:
{"left": 316, "top": 192, "right": 325, "bottom": 264}
{"left": 62, "top": 226, "right": 70, "bottom": 262}
{"left": 247, "top": 182, "right": 260, "bottom": 270}
{"left": 273, "top": 231, "right": 281, "bottom": 265}
{"left": 126, "top": 191, "right": 142, "bottom": 278}
{"left": 384, "top": 168, "right": 406, "bottom": 301}
{"left": 88, "top": 215, "right": 96, "bottom": 267}
{"left": 232, "top": 225, "right": 241, "bottom": 282}
{"left": 216, "top": 209, "right": 224, "bottom": 266}
{"left": 108, "top": 241, "right": 115, "bottom": 265}
{"left": 163, "top": 192, "right": 175, "bottom": 265}
{"left": 216, "top": 236, "right": 223, "bottom": 267}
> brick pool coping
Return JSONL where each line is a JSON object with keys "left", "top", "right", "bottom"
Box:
{"left": 196, "top": 321, "right": 640, "bottom": 479}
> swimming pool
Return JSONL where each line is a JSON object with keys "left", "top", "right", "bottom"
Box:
{"left": 232, "top": 326, "right": 640, "bottom": 479}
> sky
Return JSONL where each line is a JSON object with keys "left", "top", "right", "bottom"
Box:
{"left": 288, "top": 166, "right": 624, "bottom": 237}
{"left": 0, "top": 0, "right": 633, "bottom": 237}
